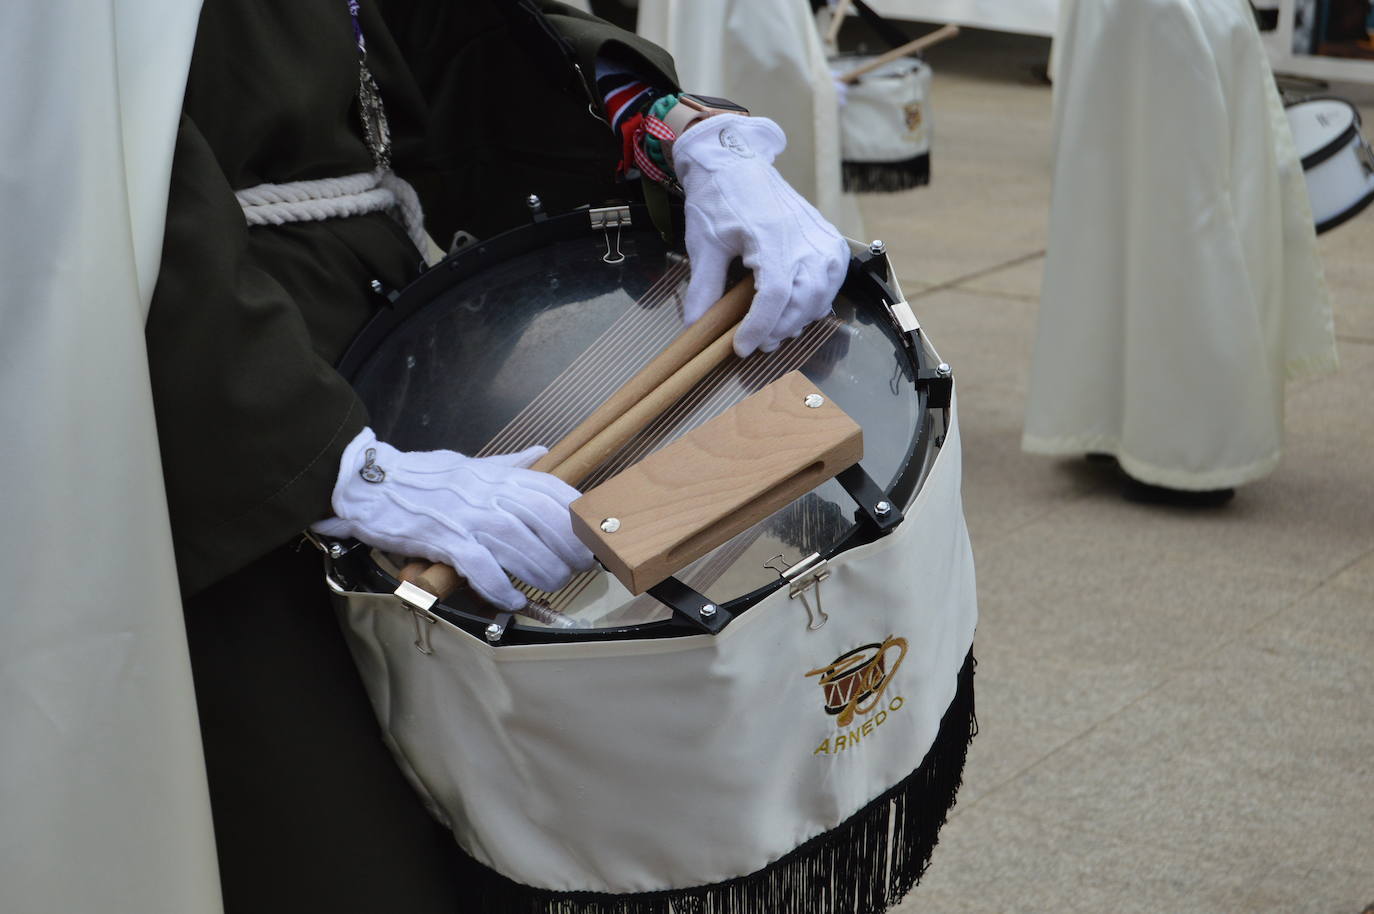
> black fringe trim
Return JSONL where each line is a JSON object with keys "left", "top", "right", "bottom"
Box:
{"left": 842, "top": 155, "right": 931, "bottom": 194}
{"left": 452, "top": 650, "right": 977, "bottom": 914}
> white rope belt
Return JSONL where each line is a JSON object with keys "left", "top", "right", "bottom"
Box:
{"left": 235, "top": 168, "right": 434, "bottom": 263}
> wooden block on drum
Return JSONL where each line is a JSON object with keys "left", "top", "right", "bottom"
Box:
{"left": 570, "top": 371, "right": 863, "bottom": 595}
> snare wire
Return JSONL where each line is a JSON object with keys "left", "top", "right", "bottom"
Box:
{"left": 477, "top": 259, "right": 690, "bottom": 458}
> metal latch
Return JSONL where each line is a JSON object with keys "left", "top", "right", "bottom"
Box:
{"left": 765, "top": 552, "right": 831, "bottom": 631}
{"left": 886, "top": 298, "right": 920, "bottom": 334}
{"left": 589, "top": 205, "right": 632, "bottom": 265}
{"left": 394, "top": 580, "right": 440, "bottom": 656}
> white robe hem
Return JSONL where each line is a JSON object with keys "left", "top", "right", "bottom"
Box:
{"left": 1021, "top": 433, "right": 1282, "bottom": 490}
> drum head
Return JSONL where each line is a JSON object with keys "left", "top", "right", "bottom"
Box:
{"left": 337, "top": 210, "right": 935, "bottom": 640}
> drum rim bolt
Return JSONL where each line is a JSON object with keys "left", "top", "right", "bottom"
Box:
{"left": 327, "top": 541, "right": 345, "bottom": 558}
{"left": 526, "top": 194, "right": 542, "bottom": 209}
{"left": 600, "top": 517, "right": 621, "bottom": 533}
{"left": 700, "top": 603, "right": 717, "bottom": 618}
{"left": 804, "top": 393, "right": 824, "bottom": 408}
{"left": 369, "top": 279, "right": 384, "bottom": 294}
{"left": 868, "top": 239, "right": 886, "bottom": 255}
{"left": 485, "top": 622, "right": 503, "bottom": 642}
{"left": 937, "top": 362, "right": 952, "bottom": 378}
{"left": 875, "top": 500, "right": 892, "bottom": 516}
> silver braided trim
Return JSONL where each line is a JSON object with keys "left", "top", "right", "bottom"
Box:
{"left": 235, "top": 169, "right": 433, "bottom": 263}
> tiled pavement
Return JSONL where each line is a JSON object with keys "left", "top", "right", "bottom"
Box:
{"left": 862, "top": 27, "right": 1374, "bottom": 914}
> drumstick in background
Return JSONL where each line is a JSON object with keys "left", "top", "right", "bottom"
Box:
{"left": 835, "top": 23, "right": 959, "bottom": 84}
{"left": 824, "top": 0, "right": 853, "bottom": 46}
{"left": 404, "top": 278, "right": 754, "bottom": 602}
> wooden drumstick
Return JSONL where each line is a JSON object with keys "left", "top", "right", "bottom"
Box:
{"left": 399, "top": 560, "right": 463, "bottom": 601}
{"left": 532, "top": 278, "right": 753, "bottom": 474}
{"left": 836, "top": 24, "right": 960, "bottom": 84}
{"left": 404, "top": 280, "right": 753, "bottom": 602}
{"left": 825, "top": 0, "right": 853, "bottom": 46}
{"left": 397, "top": 560, "right": 452, "bottom": 597}
{"left": 404, "top": 321, "right": 743, "bottom": 602}
{"left": 548, "top": 320, "right": 738, "bottom": 486}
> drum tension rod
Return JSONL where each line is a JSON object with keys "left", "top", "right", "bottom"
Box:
{"left": 861, "top": 240, "right": 890, "bottom": 280}
{"left": 367, "top": 278, "right": 401, "bottom": 306}
{"left": 836, "top": 463, "right": 904, "bottom": 535}
{"left": 915, "top": 363, "right": 953, "bottom": 410}
{"left": 646, "top": 576, "right": 732, "bottom": 635}
{"left": 484, "top": 612, "right": 515, "bottom": 644}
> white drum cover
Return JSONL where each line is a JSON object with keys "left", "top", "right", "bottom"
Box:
{"left": 1285, "top": 98, "right": 1374, "bottom": 232}
{"left": 330, "top": 396, "right": 977, "bottom": 895}
{"left": 832, "top": 56, "right": 933, "bottom": 165}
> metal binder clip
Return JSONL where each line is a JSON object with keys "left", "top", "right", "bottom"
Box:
{"left": 765, "top": 553, "right": 831, "bottom": 631}
{"left": 394, "top": 581, "right": 440, "bottom": 656}
{"left": 589, "top": 205, "right": 631, "bottom": 265}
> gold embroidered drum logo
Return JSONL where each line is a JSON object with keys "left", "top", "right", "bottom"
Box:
{"left": 805, "top": 636, "right": 908, "bottom": 727}
{"left": 903, "top": 102, "right": 923, "bottom": 133}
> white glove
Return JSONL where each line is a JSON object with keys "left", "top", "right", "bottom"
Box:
{"left": 671, "top": 114, "right": 850, "bottom": 357}
{"left": 312, "top": 428, "right": 595, "bottom": 611}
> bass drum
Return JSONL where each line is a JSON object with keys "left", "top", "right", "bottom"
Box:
{"left": 1286, "top": 96, "right": 1374, "bottom": 234}
{"left": 327, "top": 205, "right": 946, "bottom": 640}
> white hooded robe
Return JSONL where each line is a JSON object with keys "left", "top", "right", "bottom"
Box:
{"left": 1023, "top": 0, "right": 1337, "bottom": 490}
{"left": 0, "top": 3, "right": 221, "bottom": 912}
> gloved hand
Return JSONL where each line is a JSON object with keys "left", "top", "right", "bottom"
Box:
{"left": 312, "top": 428, "right": 595, "bottom": 611}
{"left": 671, "top": 114, "right": 850, "bottom": 357}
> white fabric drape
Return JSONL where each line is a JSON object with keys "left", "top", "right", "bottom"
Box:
{"left": 333, "top": 396, "right": 976, "bottom": 894}
{"left": 0, "top": 3, "right": 221, "bottom": 913}
{"left": 1023, "top": 0, "right": 1337, "bottom": 490}
{"left": 637, "top": 0, "right": 866, "bottom": 239}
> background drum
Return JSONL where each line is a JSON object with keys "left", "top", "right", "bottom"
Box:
{"left": 1285, "top": 96, "right": 1374, "bottom": 233}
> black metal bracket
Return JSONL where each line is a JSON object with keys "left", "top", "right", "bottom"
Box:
{"left": 859, "top": 248, "right": 889, "bottom": 280}
{"left": 646, "top": 463, "right": 902, "bottom": 635}
{"left": 916, "top": 366, "right": 953, "bottom": 409}
{"left": 836, "top": 463, "right": 904, "bottom": 535}
{"left": 647, "top": 576, "right": 733, "bottom": 634}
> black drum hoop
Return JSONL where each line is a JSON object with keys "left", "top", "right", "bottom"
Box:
{"left": 328, "top": 204, "right": 939, "bottom": 644}
{"left": 1286, "top": 95, "right": 1365, "bottom": 171}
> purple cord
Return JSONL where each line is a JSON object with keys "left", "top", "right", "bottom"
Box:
{"left": 348, "top": 0, "right": 366, "bottom": 56}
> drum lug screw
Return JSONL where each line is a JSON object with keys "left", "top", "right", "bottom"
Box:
{"left": 875, "top": 500, "right": 892, "bottom": 516}
{"left": 485, "top": 622, "right": 504, "bottom": 643}
{"left": 700, "top": 603, "right": 717, "bottom": 619}
{"left": 328, "top": 541, "right": 346, "bottom": 559}
{"left": 600, "top": 517, "right": 621, "bottom": 534}
{"left": 369, "top": 279, "right": 384, "bottom": 295}
{"left": 868, "top": 239, "right": 886, "bottom": 256}
{"left": 937, "top": 362, "right": 952, "bottom": 378}
{"left": 804, "top": 394, "right": 824, "bottom": 408}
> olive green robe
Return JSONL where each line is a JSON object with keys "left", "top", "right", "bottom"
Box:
{"left": 148, "top": 0, "right": 676, "bottom": 596}
{"left": 146, "top": 3, "right": 675, "bottom": 911}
